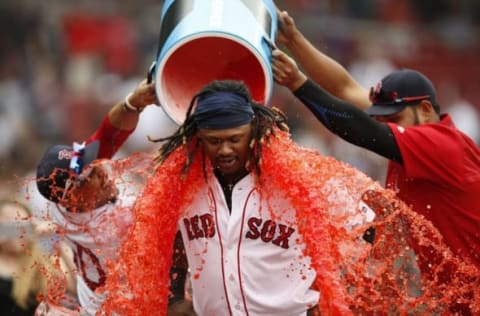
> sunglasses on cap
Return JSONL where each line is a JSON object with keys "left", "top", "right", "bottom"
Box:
{"left": 369, "top": 87, "right": 430, "bottom": 106}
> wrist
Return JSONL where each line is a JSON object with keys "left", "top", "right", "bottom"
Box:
{"left": 123, "top": 92, "right": 143, "bottom": 113}
{"left": 289, "top": 73, "right": 308, "bottom": 92}
{"left": 286, "top": 31, "right": 306, "bottom": 52}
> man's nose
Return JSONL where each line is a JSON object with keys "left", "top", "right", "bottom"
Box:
{"left": 218, "top": 142, "right": 233, "bottom": 155}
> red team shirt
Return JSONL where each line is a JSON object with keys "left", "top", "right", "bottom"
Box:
{"left": 386, "top": 114, "right": 480, "bottom": 269}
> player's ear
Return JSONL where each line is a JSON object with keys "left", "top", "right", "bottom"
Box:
{"left": 419, "top": 100, "right": 434, "bottom": 114}
{"left": 418, "top": 100, "right": 437, "bottom": 123}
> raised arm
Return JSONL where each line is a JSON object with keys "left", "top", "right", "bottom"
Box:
{"left": 87, "top": 80, "right": 159, "bottom": 158}
{"left": 108, "top": 80, "right": 159, "bottom": 131}
{"left": 276, "top": 9, "right": 370, "bottom": 110}
{"left": 272, "top": 49, "right": 402, "bottom": 163}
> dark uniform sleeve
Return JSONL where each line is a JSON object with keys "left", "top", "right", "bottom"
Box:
{"left": 293, "top": 79, "right": 403, "bottom": 163}
{"left": 168, "top": 231, "right": 189, "bottom": 306}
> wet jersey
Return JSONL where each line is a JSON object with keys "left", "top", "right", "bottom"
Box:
{"left": 50, "top": 196, "right": 134, "bottom": 315}
{"left": 49, "top": 115, "right": 136, "bottom": 314}
{"left": 178, "top": 171, "right": 377, "bottom": 316}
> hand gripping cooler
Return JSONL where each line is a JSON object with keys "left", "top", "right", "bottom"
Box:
{"left": 153, "top": 0, "right": 277, "bottom": 124}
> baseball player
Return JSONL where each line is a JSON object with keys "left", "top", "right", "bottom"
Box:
{"left": 34, "top": 80, "right": 158, "bottom": 315}
{"left": 271, "top": 44, "right": 480, "bottom": 314}
{"left": 103, "top": 80, "right": 385, "bottom": 315}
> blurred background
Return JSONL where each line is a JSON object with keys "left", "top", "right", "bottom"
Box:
{"left": 0, "top": 1, "right": 479, "bottom": 312}
{"left": 1, "top": 0, "right": 479, "bottom": 194}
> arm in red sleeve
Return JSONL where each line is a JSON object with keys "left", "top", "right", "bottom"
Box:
{"left": 85, "top": 115, "right": 134, "bottom": 159}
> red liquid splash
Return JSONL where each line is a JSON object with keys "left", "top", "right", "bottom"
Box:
{"left": 16, "top": 132, "right": 480, "bottom": 314}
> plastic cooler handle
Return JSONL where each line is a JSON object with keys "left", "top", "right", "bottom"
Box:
{"left": 262, "top": 35, "right": 277, "bottom": 52}
{"left": 147, "top": 61, "right": 157, "bottom": 84}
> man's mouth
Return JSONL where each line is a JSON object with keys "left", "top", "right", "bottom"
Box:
{"left": 217, "top": 157, "right": 236, "bottom": 169}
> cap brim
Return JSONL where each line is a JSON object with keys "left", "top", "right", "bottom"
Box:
{"left": 365, "top": 104, "right": 406, "bottom": 116}
{"left": 83, "top": 140, "right": 100, "bottom": 166}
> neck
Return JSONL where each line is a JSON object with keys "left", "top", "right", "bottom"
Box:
{"left": 215, "top": 169, "right": 249, "bottom": 188}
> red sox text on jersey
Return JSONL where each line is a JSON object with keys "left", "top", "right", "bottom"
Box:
{"left": 183, "top": 214, "right": 295, "bottom": 249}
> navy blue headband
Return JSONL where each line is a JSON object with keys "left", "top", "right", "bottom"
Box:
{"left": 194, "top": 91, "right": 254, "bottom": 130}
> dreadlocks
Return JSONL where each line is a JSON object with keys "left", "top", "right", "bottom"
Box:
{"left": 150, "top": 80, "right": 289, "bottom": 176}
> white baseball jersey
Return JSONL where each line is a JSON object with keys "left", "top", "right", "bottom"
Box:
{"left": 178, "top": 169, "right": 377, "bottom": 316}
{"left": 48, "top": 187, "right": 136, "bottom": 315}
{"left": 179, "top": 172, "right": 318, "bottom": 316}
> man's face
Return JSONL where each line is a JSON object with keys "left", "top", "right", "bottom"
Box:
{"left": 198, "top": 123, "right": 253, "bottom": 178}
{"left": 372, "top": 100, "right": 438, "bottom": 127}
{"left": 60, "top": 162, "right": 117, "bottom": 211}
{"left": 374, "top": 105, "right": 421, "bottom": 127}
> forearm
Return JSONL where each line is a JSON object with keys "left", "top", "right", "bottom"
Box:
{"left": 108, "top": 80, "right": 158, "bottom": 130}
{"left": 285, "top": 32, "right": 370, "bottom": 109}
{"left": 86, "top": 115, "right": 133, "bottom": 159}
{"left": 294, "top": 79, "right": 402, "bottom": 163}
{"left": 168, "top": 267, "right": 187, "bottom": 305}
{"left": 108, "top": 101, "right": 140, "bottom": 131}
{"left": 169, "top": 231, "right": 189, "bottom": 305}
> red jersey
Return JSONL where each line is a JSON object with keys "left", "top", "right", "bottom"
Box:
{"left": 386, "top": 114, "right": 480, "bottom": 268}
